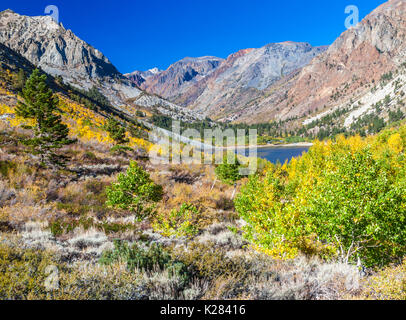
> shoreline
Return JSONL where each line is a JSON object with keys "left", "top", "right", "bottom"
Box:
{"left": 218, "top": 142, "right": 313, "bottom": 150}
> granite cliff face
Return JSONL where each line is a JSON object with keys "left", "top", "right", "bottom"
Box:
{"left": 194, "top": 0, "right": 406, "bottom": 124}
{"left": 127, "top": 56, "right": 224, "bottom": 102}
{"left": 271, "top": 0, "right": 406, "bottom": 122}
{"left": 128, "top": 42, "right": 327, "bottom": 120}
{"left": 0, "top": 9, "right": 204, "bottom": 122}
{"left": 0, "top": 9, "right": 120, "bottom": 82}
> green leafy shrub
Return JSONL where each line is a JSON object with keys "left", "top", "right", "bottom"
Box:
{"left": 100, "top": 240, "right": 166, "bottom": 270}
{"left": 152, "top": 203, "right": 201, "bottom": 238}
{"left": 359, "top": 260, "right": 406, "bottom": 300}
{"left": 235, "top": 131, "right": 406, "bottom": 267}
{"left": 99, "top": 240, "right": 189, "bottom": 286}
{"left": 100, "top": 222, "right": 136, "bottom": 234}
{"left": 215, "top": 155, "right": 242, "bottom": 185}
{"left": 105, "top": 161, "right": 163, "bottom": 220}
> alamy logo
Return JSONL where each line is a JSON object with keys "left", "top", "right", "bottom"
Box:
{"left": 44, "top": 5, "right": 59, "bottom": 23}
{"left": 148, "top": 121, "right": 258, "bottom": 176}
{"left": 345, "top": 5, "right": 359, "bottom": 29}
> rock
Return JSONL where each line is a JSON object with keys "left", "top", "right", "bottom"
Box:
{"left": 0, "top": 9, "right": 205, "bottom": 122}
{"left": 126, "top": 42, "right": 327, "bottom": 121}
{"left": 266, "top": 0, "right": 406, "bottom": 122}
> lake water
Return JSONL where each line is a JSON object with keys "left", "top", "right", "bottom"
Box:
{"left": 242, "top": 146, "right": 310, "bottom": 164}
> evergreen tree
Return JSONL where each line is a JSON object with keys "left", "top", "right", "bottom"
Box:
{"left": 16, "top": 69, "right": 75, "bottom": 167}
{"left": 215, "top": 154, "right": 242, "bottom": 185}
{"left": 106, "top": 161, "right": 163, "bottom": 221}
{"left": 105, "top": 117, "right": 129, "bottom": 145}
{"left": 12, "top": 68, "right": 27, "bottom": 92}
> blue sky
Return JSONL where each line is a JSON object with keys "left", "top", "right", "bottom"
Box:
{"left": 2, "top": 0, "right": 386, "bottom": 73}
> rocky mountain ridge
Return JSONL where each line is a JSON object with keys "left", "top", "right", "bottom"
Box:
{"left": 236, "top": 0, "right": 406, "bottom": 124}
{"left": 126, "top": 56, "right": 224, "bottom": 102}
{"left": 128, "top": 42, "right": 327, "bottom": 121}
{"left": 0, "top": 9, "right": 204, "bottom": 122}
{"left": 2, "top": 0, "right": 406, "bottom": 128}
{"left": 124, "top": 0, "right": 406, "bottom": 127}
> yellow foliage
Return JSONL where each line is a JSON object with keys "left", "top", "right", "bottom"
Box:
{"left": 0, "top": 90, "right": 153, "bottom": 150}
{"left": 388, "top": 133, "right": 403, "bottom": 154}
{"left": 236, "top": 124, "right": 406, "bottom": 264}
{"left": 359, "top": 260, "right": 406, "bottom": 300}
{"left": 0, "top": 103, "right": 35, "bottom": 128}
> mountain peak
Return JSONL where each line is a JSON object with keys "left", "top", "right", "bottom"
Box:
{"left": 0, "top": 10, "right": 120, "bottom": 81}
{"left": 147, "top": 67, "right": 161, "bottom": 75}
{"left": 126, "top": 41, "right": 327, "bottom": 119}
{"left": 0, "top": 9, "right": 205, "bottom": 122}
{"left": 278, "top": 41, "right": 308, "bottom": 46}
{"left": 268, "top": 0, "right": 406, "bottom": 122}
{"left": 0, "top": 9, "right": 15, "bottom": 14}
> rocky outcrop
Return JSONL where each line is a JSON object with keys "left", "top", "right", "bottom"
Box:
{"left": 0, "top": 9, "right": 121, "bottom": 82}
{"left": 128, "top": 42, "right": 327, "bottom": 120}
{"left": 127, "top": 56, "right": 224, "bottom": 102}
{"left": 0, "top": 9, "right": 204, "bottom": 122}
{"left": 189, "top": 42, "right": 327, "bottom": 120}
{"left": 264, "top": 0, "right": 406, "bottom": 122}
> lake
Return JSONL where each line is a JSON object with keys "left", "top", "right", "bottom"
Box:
{"left": 241, "top": 146, "right": 310, "bottom": 164}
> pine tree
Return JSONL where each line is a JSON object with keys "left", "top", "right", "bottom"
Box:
{"left": 12, "top": 68, "right": 27, "bottom": 92}
{"left": 105, "top": 117, "right": 129, "bottom": 145}
{"left": 16, "top": 69, "right": 75, "bottom": 167}
{"left": 106, "top": 161, "right": 163, "bottom": 221}
{"left": 215, "top": 154, "right": 242, "bottom": 185}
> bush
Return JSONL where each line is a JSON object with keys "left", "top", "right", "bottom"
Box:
{"left": 358, "top": 260, "right": 406, "bottom": 300}
{"left": 0, "top": 243, "right": 56, "bottom": 299}
{"left": 0, "top": 160, "right": 17, "bottom": 178}
{"left": 99, "top": 240, "right": 189, "bottom": 286}
{"left": 235, "top": 131, "right": 406, "bottom": 267}
{"left": 49, "top": 217, "right": 94, "bottom": 237}
{"left": 110, "top": 145, "right": 133, "bottom": 155}
{"left": 152, "top": 203, "right": 201, "bottom": 238}
{"left": 0, "top": 242, "right": 144, "bottom": 300}
{"left": 135, "top": 110, "right": 146, "bottom": 118}
{"left": 104, "top": 117, "right": 129, "bottom": 145}
{"left": 106, "top": 161, "right": 163, "bottom": 220}
{"left": 173, "top": 242, "right": 249, "bottom": 281}
{"left": 215, "top": 155, "right": 242, "bottom": 185}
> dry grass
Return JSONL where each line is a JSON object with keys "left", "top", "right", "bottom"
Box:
{"left": 0, "top": 120, "right": 389, "bottom": 301}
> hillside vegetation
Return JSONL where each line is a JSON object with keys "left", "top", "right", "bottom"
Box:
{"left": 0, "top": 67, "right": 405, "bottom": 300}
{"left": 236, "top": 129, "right": 406, "bottom": 267}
